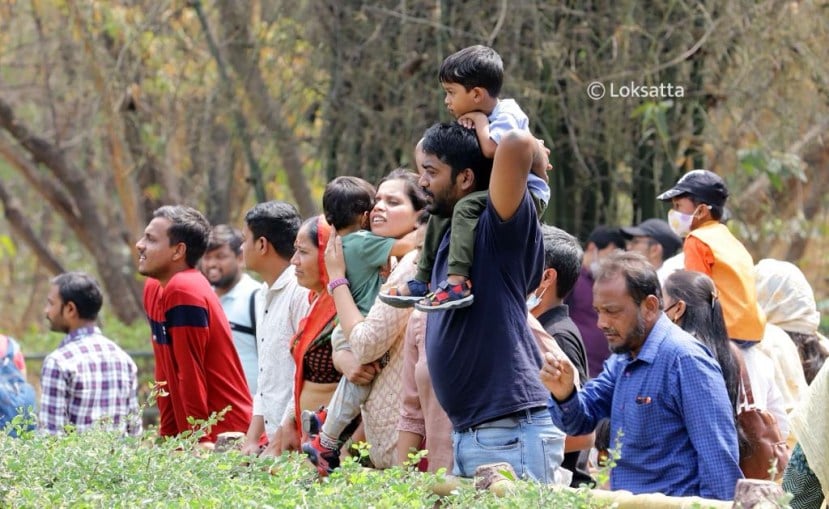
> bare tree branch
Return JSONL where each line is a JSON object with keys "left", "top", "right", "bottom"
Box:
{"left": 0, "top": 180, "right": 65, "bottom": 275}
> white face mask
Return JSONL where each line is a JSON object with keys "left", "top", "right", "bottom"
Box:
{"left": 526, "top": 287, "right": 547, "bottom": 310}
{"left": 668, "top": 209, "right": 694, "bottom": 238}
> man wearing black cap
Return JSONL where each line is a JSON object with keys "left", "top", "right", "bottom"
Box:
{"left": 620, "top": 218, "right": 682, "bottom": 283}
{"left": 657, "top": 170, "right": 765, "bottom": 343}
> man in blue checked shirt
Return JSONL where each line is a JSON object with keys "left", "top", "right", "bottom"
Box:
{"left": 541, "top": 252, "right": 742, "bottom": 500}
{"left": 40, "top": 272, "right": 141, "bottom": 436}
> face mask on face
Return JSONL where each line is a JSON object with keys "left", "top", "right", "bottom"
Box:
{"left": 526, "top": 287, "right": 547, "bottom": 310}
{"left": 668, "top": 209, "right": 694, "bottom": 238}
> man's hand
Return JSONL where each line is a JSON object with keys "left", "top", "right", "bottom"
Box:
{"left": 259, "top": 426, "right": 283, "bottom": 458}
{"left": 279, "top": 421, "right": 300, "bottom": 452}
{"left": 240, "top": 439, "right": 263, "bottom": 456}
{"left": 457, "top": 111, "right": 488, "bottom": 130}
{"left": 540, "top": 352, "right": 577, "bottom": 402}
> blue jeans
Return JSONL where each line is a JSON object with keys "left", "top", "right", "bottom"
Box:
{"left": 452, "top": 407, "right": 565, "bottom": 483}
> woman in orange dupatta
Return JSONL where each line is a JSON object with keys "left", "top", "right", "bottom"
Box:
{"left": 271, "top": 216, "right": 341, "bottom": 452}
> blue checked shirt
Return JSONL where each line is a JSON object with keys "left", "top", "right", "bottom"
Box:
{"left": 548, "top": 314, "right": 742, "bottom": 500}
{"left": 39, "top": 326, "right": 141, "bottom": 436}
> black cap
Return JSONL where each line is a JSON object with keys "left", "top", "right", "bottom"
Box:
{"left": 587, "top": 226, "right": 626, "bottom": 250}
{"left": 620, "top": 218, "right": 683, "bottom": 258}
{"left": 657, "top": 170, "right": 729, "bottom": 207}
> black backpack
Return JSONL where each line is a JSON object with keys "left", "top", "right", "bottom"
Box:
{"left": 0, "top": 335, "right": 36, "bottom": 436}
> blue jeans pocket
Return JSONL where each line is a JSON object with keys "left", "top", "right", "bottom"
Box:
{"left": 473, "top": 427, "right": 521, "bottom": 450}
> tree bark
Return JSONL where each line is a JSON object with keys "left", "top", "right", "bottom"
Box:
{"left": 215, "top": 0, "right": 318, "bottom": 217}
{"left": 0, "top": 97, "right": 144, "bottom": 323}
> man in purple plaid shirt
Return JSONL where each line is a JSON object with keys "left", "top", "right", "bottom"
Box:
{"left": 39, "top": 272, "right": 141, "bottom": 436}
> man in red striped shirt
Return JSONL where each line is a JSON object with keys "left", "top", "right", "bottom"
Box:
{"left": 136, "top": 205, "right": 251, "bottom": 444}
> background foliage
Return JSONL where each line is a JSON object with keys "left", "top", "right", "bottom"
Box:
{"left": 1, "top": 0, "right": 828, "bottom": 335}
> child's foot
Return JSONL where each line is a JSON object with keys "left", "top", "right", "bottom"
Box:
{"left": 378, "top": 279, "right": 429, "bottom": 308}
{"left": 301, "top": 406, "right": 327, "bottom": 437}
{"left": 302, "top": 435, "right": 340, "bottom": 476}
{"left": 415, "top": 278, "right": 473, "bottom": 312}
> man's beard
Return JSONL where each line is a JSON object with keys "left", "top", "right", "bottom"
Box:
{"left": 609, "top": 312, "right": 646, "bottom": 354}
{"left": 426, "top": 190, "right": 455, "bottom": 218}
{"left": 210, "top": 271, "right": 239, "bottom": 291}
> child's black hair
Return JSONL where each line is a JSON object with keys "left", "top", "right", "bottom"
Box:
{"left": 322, "top": 176, "right": 376, "bottom": 231}
{"left": 439, "top": 45, "right": 504, "bottom": 98}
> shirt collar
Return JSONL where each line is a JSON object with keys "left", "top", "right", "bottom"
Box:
{"left": 269, "top": 265, "right": 296, "bottom": 292}
{"left": 537, "top": 304, "right": 570, "bottom": 325}
{"left": 632, "top": 313, "right": 672, "bottom": 365}
{"left": 60, "top": 325, "right": 101, "bottom": 348}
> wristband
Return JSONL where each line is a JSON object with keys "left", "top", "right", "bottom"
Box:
{"left": 327, "top": 277, "right": 350, "bottom": 294}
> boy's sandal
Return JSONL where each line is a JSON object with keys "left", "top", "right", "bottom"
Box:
{"left": 414, "top": 279, "right": 474, "bottom": 312}
{"left": 378, "top": 280, "right": 429, "bottom": 308}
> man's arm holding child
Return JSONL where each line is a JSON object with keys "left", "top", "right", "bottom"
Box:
{"left": 489, "top": 130, "right": 540, "bottom": 221}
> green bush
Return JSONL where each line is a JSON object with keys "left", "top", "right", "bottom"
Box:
{"left": 0, "top": 418, "right": 604, "bottom": 508}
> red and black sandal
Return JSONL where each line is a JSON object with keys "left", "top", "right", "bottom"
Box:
{"left": 414, "top": 279, "right": 473, "bottom": 312}
{"left": 378, "top": 279, "right": 430, "bottom": 308}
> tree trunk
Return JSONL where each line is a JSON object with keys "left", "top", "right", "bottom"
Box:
{"left": 216, "top": 0, "right": 318, "bottom": 217}
{"left": 0, "top": 98, "right": 144, "bottom": 323}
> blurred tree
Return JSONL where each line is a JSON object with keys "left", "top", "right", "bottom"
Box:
{"left": 0, "top": 0, "right": 827, "bottom": 331}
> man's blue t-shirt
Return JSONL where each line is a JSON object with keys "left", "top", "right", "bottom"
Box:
{"left": 426, "top": 191, "right": 547, "bottom": 431}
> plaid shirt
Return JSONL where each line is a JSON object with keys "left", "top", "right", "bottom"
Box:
{"left": 39, "top": 326, "right": 141, "bottom": 436}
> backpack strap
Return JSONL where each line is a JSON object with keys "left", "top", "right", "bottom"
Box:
{"left": 249, "top": 288, "right": 259, "bottom": 356}
{"left": 228, "top": 289, "right": 258, "bottom": 338}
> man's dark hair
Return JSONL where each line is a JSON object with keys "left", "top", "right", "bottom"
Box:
{"left": 244, "top": 201, "right": 301, "bottom": 260}
{"left": 664, "top": 270, "right": 740, "bottom": 414}
{"left": 540, "top": 225, "right": 583, "bottom": 299}
{"left": 422, "top": 122, "right": 493, "bottom": 191}
{"left": 51, "top": 272, "right": 103, "bottom": 321}
{"left": 153, "top": 205, "right": 211, "bottom": 268}
{"left": 322, "top": 176, "right": 376, "bottom": 231}
{"left": 587, "top": 226, "right": 627, "bottom": 251}
{"left": 439, "top": 45, "right": 504, "bottom": 98}
{"left": 207, "top": 225, "right": 244, "bottom": 255}
{"left": 594, "top": 251, "right": 662, "bottom": 307}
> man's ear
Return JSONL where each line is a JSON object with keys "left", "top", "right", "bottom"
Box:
{"left": 257, "top": 237, "right": 269, "bottom": 255}
{"left": 172, "top": 242, "right": 187, "bottom": 262}
{"left": 649, "top": 242, "right": 663, "bottom": 262}
{"left": 63, "top": 300, "right": 78, "bottom": 320}
{"left": 540, "top": 267, "right": 557, "bottom": 291}
{"left": 643, "top": 294, "right": 661, "bottom": 320}
{"left": 458, "top": 168, "right": 475, "bottom": 192}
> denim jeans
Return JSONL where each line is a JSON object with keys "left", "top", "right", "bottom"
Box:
{"left": 452, "top": 407, "right": 566, "bottom": 483}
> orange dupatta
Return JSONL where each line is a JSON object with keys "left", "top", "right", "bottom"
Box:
{"left": 290, "top": 215, "right": 337, "bottom": 435}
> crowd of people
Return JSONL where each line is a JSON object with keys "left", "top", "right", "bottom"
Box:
{"left": 2, "top": 44, "right": 828, "bottom": 506}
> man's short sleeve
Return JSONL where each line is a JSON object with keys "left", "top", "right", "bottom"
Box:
{"left": 488, "top": 112, "right": 524, "bottom": 145}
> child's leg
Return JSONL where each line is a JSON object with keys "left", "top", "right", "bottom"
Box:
{"left": 378, "top": 216, "right": 449, "bottom": 308}
{"left": 446, "top": 191, "right": 488, "bottom": 280}
{"left": 415, "top": 191, "right": 486, "bottom": 312}
{"left": 320, "top": 325, "right": 365, "bottom": 443}
{"left": 320, "top": 376, "right": 370, "bottom": 444}
{"left": 415, "top": 215, "right": 450, "bottom": 283}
